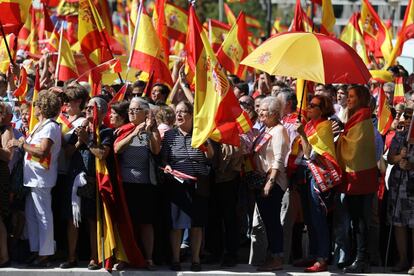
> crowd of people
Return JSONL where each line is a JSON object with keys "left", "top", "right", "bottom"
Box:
{"left": 0, "top": 52, "right": 414, "bottom": 275}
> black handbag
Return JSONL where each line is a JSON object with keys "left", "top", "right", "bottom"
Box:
{"left": 76, "top": 176, "right": 96, "bottom": 200}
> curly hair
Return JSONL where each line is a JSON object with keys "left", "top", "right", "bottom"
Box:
{"left": 36, "top": 90, "right": 62, "bottom": 119}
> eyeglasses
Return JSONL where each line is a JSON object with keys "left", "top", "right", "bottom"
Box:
{"left": 85, "top": 106, "right": 94, "bottom": 111}
{"left": 128, "top": 107, "right": 143, "bottom": 113}
{"left": 308, "top": 103, "right": 320, "bottom": 109}
{"left": 239, "top": 101, "right": 252, "bottom": 107}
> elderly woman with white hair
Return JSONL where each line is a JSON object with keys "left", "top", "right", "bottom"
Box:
{"left": 114, "top": 97, "right": 161, "bottom": 270}
{"left": 254, "top": 96, "right": 289, "bottom": 271}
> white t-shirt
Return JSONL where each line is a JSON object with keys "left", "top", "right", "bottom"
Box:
{"left": 57, "top": 117, "right": 86, "bottom": 174}
{"left": 24, "top": 119, "right": 62, "bottom": 188}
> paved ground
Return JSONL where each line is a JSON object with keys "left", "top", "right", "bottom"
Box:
{"left": 0, "top": 263, "right": 406, "bottom": 276}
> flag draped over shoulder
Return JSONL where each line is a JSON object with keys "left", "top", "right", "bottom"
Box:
{"left": 305, "top": 118, "right": 342, "bottom": 192}
{"left": 340, "top": 12, "right": 369, "bottom": 64}
{"left": 0, "top": 33, "right": 16, "bottom": 74}
{"left": 216, "top": 12, "right": 248, "bottom": 79}
{"left": 93, "top": 105, "right": 146, "bottom": 270}
{"left": 186, "top": 6, "right": 252, "bottom": 148}
{"left": 377, "top": 86, "right": 393, "bottom": 135}
{"left": 128, "top": 5, "right": 172, "bottom": 87}
{"left": 336, "top": 107, "right": 377, "bottom": 195}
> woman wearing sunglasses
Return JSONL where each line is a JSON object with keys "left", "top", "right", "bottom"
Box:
{"left": 294, "top": 95, "right": 339, "bottom": 272}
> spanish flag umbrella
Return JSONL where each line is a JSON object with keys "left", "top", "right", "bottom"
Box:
{"left": 241, "top": 32, "right": 371, "bottom": 84}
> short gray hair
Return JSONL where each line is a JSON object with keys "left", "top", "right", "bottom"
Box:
{"left": 89, "top": 97, "right": 108, "bottom": 116}
{"left": 261, "top": 96, "right": 282, "bottom": 120}
{"left": 383, "top": 82, "right": 395, "bottom": 91}
{"left": 130, "top": 97, "right": 150, "bottom": 112}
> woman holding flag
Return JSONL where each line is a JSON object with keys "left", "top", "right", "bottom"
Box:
{"left": 336, "top": 85, "right": 378, "bottom": 274}
{"left": 294, "top": 95, "right": 340, "bottom": 272}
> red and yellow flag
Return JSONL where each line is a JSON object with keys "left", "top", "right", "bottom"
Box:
{"left": 216, "top": 12, "right": 248, "bottom": 79}
{"left": 393, "top": 76, "right": 405, "bottom": 105}
{"left": 386, "top": 0, "right": 414, "bottom": 67}
{"left": 0, "top": 33, "right": 16, "bottom": 74}
{"left": 1, "top": 0, "right": 30, "bottom": 34}
{"left": 13, "top": 66, "right": 28, "bottom": 102}
{"left": 153, "top": 0, "right": 169, "bottom": 65}
{"left": 224, "top": 3, "right": 236, "bottom": 26}
{"left": 128, "top": 6, "right": 173, "bottom": 87}
{"left": 27, "top": 144, "right": 51, "bottom": 169}
{"left": 340, "top": 12, "right": 369, "bottom": 64}
{"left": 292, "top": 0, "right": 314, "bottom": 33}
{"left": 360, "top": 0, "right": 393, "bottom": 63}
{"left": 109, "top": 83, "right": 128, "bottom": 105}
{"left": 78, "top": 0, "right": 113, "bottom": 68}
{"left": 56, "top": 113, "right": 73, "bottom": 135}
{"left": 56, "top": 27, "right": 79, "bottom": 81}
{"left": 186, "top": 6, "right": 252, "bottom": 147}
{"left": 165, "top": 2, "right": 188, "bottom": 44}
{"left": 377, "top": 86, "right": 393, "bottom": 135}
{"left": 305, "top": 118, "right": 342, "bottom": 191}
{"left": 336, "top": 107, "right": 377, "bottom": 195}
{"left": 207, "top": 19, "right": 230, "bottom": 53}
{"left": 93, "top": 104, "right": 146, "bottom": 270}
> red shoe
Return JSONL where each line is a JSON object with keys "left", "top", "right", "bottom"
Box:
{"left": 304, "top": 261, "right": 328, "bottom": 273}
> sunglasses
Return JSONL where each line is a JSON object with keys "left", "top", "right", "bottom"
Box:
{"left": 403, "top": 113, "right": 412, "bottom": 120}
{"left": 308, "top": 103, "right": 320, "bottom": 109}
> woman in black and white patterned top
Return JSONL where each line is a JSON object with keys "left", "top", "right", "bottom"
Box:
{"left": 162, "top": 101, "right": 214, "bottom": 272}
{"left": 114, "top": 97, "right": 161, "bottom": 270}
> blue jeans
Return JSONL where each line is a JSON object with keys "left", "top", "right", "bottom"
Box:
{"left": 307, "top": 172, "right": 330, "bottom": 259}
{"left": 256, "top": 185, "right": 284, "bottom": 255}
{"left": 333, "top": 193, "right": 351, "bottom": 264}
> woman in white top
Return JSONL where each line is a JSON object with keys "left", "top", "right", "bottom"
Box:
{"left": 9, "top": 90, "right": 62, "bottom": 267}
{"left": 254, "top": 96, "right": 289, "bottom": 271}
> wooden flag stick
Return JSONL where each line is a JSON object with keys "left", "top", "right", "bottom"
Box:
{"left": 55, "top": 25, "right": 64, "bottom": 86}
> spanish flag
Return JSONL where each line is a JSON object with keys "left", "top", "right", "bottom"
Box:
{"left": 13, "top": 66, "right": 28, "bottom": 102}
{"left": 1, "top": 0, "right": 30, "bottom": 34}
{"left": 56, "top": 27, "right": 79, "bottom": 81}
{"left": 153, "top": 0, "right": 169, "bottom": 65}
{"left": 207, "top": 19, "right": 230, "bottom": 53}
{"left": 28, "top": 66, "right": 40, "bottom": 133}
{"left": 128, "top": 5, "right": 173, "bottom": 87}
{"left": 245, "top": 15, "right": 262, "bottom": 30}
{"left": 78, "top": 0, "right": 113, "bottom": 69}
{"left": 393, "top": 76, "right": 405, "bottom": 105}
{"left": 224, "top": 3, "right": 236, "bottom": 26}
{"left": 27, "top": 145, "right": 51, "bottom": 169}
{"left": 109, "top": 83, "right": 128, "bottom": 105}
{"left": 217, "top": 12, "right": 248, "bottom": 79}
{"left": 186, "top": 6, "right": 252, "bottom": 148}
{"left": 0, "top": 33, "right": 15, "bottom": 74}
{"left": 56, "top": 113, "right": 73, "bottom": 135}
{"left": 377, "top": 86, "right": 393, "bottom": 135}
{"left": 291, "top": 0, "right": 314, "bottom": 33}
{"left": 386, "top": 0, "right": 414, "bottom": 67}
{"left": 93, "top": 104, "right": 146, "bottom": 269}
{"left": 360, "top": 0, "right": 393, "bottom": 63}
{"left": 336, "top": 108, "right": 377, "bottom": 195}
{"left": 305, "top": 118, "right": 342, "bottom": 192}
{"left": 165, "top": 2, "right": 188, "bottom": 44}
{"left": 340, "top": 12, "right": 369, "bottom": 64}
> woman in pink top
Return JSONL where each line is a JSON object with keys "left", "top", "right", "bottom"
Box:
{"left": 254, "top": 96, "right": 290, "bottom": 271}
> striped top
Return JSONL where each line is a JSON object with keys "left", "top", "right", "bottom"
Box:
{"left": 161, "top": 128, "right": 209, "bottom": 177}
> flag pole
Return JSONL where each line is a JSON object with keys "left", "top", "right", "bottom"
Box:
{"left": 0, "top": 20, "right": 15, "bottom": 66}
{"left": 55, "top": 25, "right": 64, "bottom": 86}
{"left": 298, "top": 79, "right": 307, "bottom": 121}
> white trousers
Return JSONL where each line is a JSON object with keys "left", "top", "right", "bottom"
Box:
{"left": 25, "top": 187, "right": 54, "bottom": 256}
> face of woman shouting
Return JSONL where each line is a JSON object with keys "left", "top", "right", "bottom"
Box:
{"left": 175, "top": 102, "right": 192, "bottom": 131}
